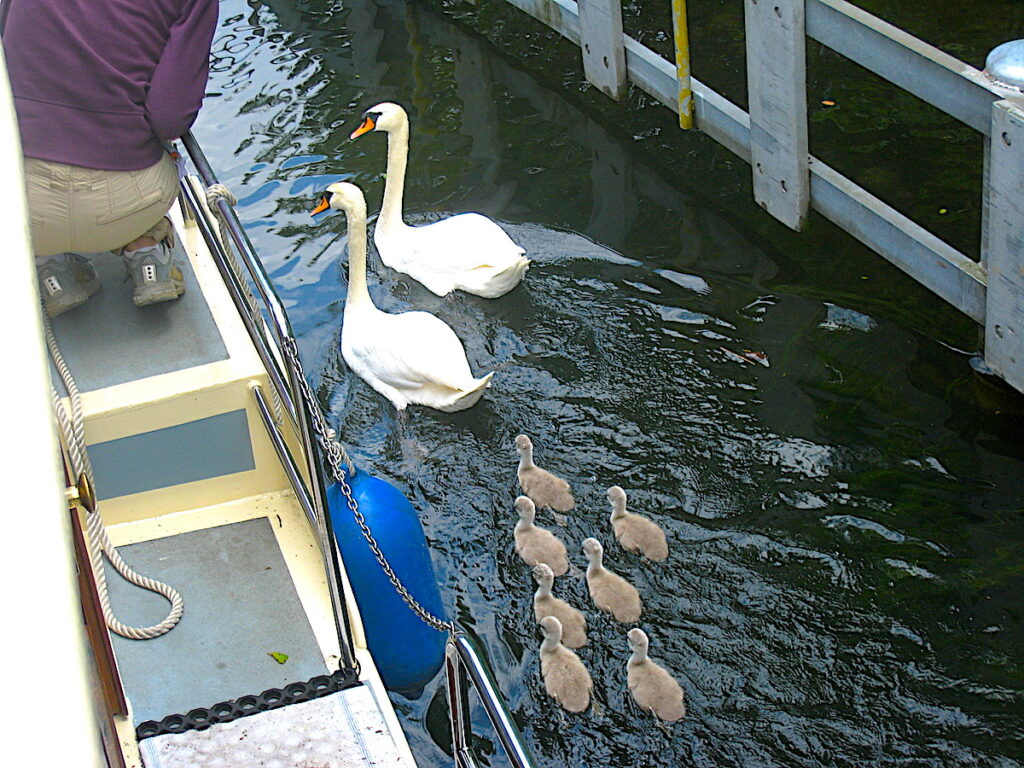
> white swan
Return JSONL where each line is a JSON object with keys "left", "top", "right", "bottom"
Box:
{"left": 582, "top": 538, "right": 642, "bottom": 623}
{"left": 533, "top": 563, "right": 588, "bottom": 649}
{"left": 350, "top": 102, "right": 530, "bottom": 298}
{"left": 515, "top": 434, "right": 575, "bottom": 512}
{"left": 538, "top": 616, "right": 592, "bottom": 713}
{"left": 607, "top": 486, "right": 669, "bottom": 561}
{"left": 626, "top": 628, "right": 686, "bottom": 721}
{"left": 514, "top": 496, "right": 569, "bottom": 575}
{"left": 313, "top": 182, "right": 493, "bottom": 412}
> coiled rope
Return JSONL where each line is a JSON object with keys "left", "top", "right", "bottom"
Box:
{"left": 44, "top": 308, "right": 183, "bottom": 640}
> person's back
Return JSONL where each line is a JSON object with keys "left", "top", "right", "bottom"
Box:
{"left": 5, "top": 0, "right": 216, "bottom": 170}
{"left": 3, "top": 0, "right": 218, "bottom": 314}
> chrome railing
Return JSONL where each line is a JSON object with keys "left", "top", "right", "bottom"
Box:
{"left": 446, "top": 633, "right": 537, "bottom": 768}
{"left": 180, "top": 133, "right": 537, "bottom": 768}
{"left": 177, "top": 131, "right": 358, "bottom": 674}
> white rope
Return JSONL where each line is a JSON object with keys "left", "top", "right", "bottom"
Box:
{"left": 206, "top": 183, "right": 286, "bottom": 427}
{"left": 45, "top": 307, "right": 183, "bottom": 640}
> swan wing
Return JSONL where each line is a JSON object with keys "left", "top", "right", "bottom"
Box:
{"left": 412, "top": 214, "right": 525, "bottom": 261}
{"left": 377, "top": 214, "right": 529, "bottom": 297}
{"left": 345, "top": 309, "right": 477, "bottom": 391}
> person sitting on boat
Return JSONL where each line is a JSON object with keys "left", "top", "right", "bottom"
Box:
{"left": 2, "top": 0, "right": 218, "bottom": 316}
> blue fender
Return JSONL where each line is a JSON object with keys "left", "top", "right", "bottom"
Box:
{"left": 326, "top": 467, "right": 447, "bottom": 697}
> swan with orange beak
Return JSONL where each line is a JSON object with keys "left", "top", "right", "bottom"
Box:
{"left": 349, "top": 102, "right": 529, "bottom": 298}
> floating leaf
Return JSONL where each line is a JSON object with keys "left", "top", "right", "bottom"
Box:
{"left": 939, "top": 208, "right": 948, "bottom": 214}
{"left": 741, "top": 349, "right": 770, "bottom": 367}
{"left": 720, "top": 347, "right": 751, "bottom": 365}
{"left": 268, "top": 652, "right": 289, "bottom": 664}
{"left": 821, "top": 99, "right": 836, "bottom": 106}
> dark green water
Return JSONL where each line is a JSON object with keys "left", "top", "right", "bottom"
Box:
{"left": 194, "top": 1, "right": 1024, "bottom": 765}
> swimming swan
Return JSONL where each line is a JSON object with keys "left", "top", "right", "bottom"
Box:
{"left": 626, "top": 628, "right": 686, "bottom": 721}
{"left": 533, "top": 563, "right": 588, "bottom": 648}
{"left": 538, "top": 616, "right": 592, "bottom": 713}
{"left": 515, "top": 434, "right": 575, "bottom": 512}
{"left": 350, "top": 102, "right": 530, "bottom": 298}
{"left": 514, "top": 496, "right": 569, "bottom": 575}
{"left": 582, "top": 538, "right": 642, "bottom": 623}
{"left": 607, "top": 486, "right": 669, "bottom": 561}
{"left": 313, "top": 182, "right": 493, "bottom": 412}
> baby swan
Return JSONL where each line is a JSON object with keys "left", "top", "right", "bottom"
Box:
{"left": 533, "top": 563, "right": 587, "bottom": 649}
{"left": 582, "top": 538, "right": 642, "bottom": 623}
{"left": 514, "top": 497, "right": 569, "bottom": 575}
{"left": 538, "top": 616, "right": 592, "bottom": 713}
{"left": 515, "top": 434, "right": 575, "bottom": 512}
{"left": 608, "top": 486, "right": 669, "bottom": 561}
{"left": 626, "top": 628, "right": 686, "bottom": 722}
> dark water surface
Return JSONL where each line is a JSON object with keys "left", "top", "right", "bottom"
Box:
{"left": 194, "top": 1, "right": 1024, "bottom": 765}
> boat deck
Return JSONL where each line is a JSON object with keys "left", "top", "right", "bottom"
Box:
{"left": 49, "top": 233, "right": 226, "bottom": 393}
{"left": 49, "top": 195, "right": 419, "bottom": 768}
{"left": 104, "top": 517, "right": 328, "bottom": 725}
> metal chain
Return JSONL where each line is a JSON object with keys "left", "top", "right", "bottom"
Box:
{"left": 281, "top": 337, "right": 455, "bottom": 635}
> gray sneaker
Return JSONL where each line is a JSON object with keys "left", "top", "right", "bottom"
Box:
{"left": 123, "top": 234, "right": 185, "bottom": 307}
{"left": 37, "top": 253, "right": 101, "bottom": 318}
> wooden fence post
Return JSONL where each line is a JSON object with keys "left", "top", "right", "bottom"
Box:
{"left": 578, "top": 0, "right": 627, "bottom": 100}
{"left": 982, "top": 98, "right": 1024, "bottom": 392}
{"left": 744, "top": 0, "right": 810, "bottom": 230}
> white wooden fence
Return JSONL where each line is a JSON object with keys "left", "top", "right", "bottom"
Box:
{"left": 483, "top": 0, "right": 1024, "bottom": 394}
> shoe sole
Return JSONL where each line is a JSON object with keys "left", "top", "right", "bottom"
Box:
{"left": 133, "top": 279, "right": 185, "bottom": 307}
{"left": 46, "top": 277, "right": 101, "bottom": 318}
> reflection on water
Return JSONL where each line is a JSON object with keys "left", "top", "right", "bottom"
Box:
{"left": 196, "top": 1, "right": 1024, "bottom": 766}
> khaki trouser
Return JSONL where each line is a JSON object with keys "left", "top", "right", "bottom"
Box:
{"left": 24, "top": 153, "right": 178, "bottom": 258}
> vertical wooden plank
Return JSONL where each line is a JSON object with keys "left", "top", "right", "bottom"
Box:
{"left": 744, "top": 0, "right": 810, "bottom": 230}
{"left": 982, "top": 99, "right": 1024, "bottom": 393}
{"left": 671, "top": 0, "right": 694, "bottom": 128}
{"left": 578, "top": 0, "right": 627, "bottom": 100}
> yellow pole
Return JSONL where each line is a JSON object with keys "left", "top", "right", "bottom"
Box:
{"left": 671, "top": 0, "right": 694, "bottom": 129}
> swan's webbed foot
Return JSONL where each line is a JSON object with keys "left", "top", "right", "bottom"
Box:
{"left": 654, "top": 715, "right": 674, "bottom": 736}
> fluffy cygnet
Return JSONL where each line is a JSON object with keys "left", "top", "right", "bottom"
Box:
{"left": 515, "top": 434, "right": 575, "bottom": 512}
{"left": 607, "top": 486, "right": 668, "bottom": 561}
{"left": 626, "top": 628, "right": 686, "bottom": 721}
{"left": 515, "top": 496, "right": 569, "bottom": 575}
{"left": 533, "top": 563, "right": 588, "bottom": 649}
{"left": 538, "top": 615, "right": 592, "bottom": 713}
{"left": 582, "top": 537, "right": 642, "bottom": 623}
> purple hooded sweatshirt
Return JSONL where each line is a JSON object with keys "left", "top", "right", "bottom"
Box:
{"left": 2, "top": 0, "right": 218, "bottom": 171}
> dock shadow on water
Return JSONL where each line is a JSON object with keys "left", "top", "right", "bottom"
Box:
{"left": 198, "top": 0, "right": 1024, "bottom": 766}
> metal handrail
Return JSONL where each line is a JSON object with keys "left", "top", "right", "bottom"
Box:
{"left": 446, "top": 633, "right": 537, "bottom": 768}
{"left": 177, "top": 175, "right": 299, "bottom": 424}
{"left": 177, "top": 132, "right": 358, "bottom": 674}
{"left": 179, "top": 135, "right": 536, "bottom": 768}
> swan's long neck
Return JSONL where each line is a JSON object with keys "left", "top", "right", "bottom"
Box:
{"left": 514, "top": 516, "right": 534, "bottom": 534}
{"left": 535, "top": 579, "right": 553, "bottom": 600}
{"left": 540, "top": 631, "right": 560, "bottom": 654}
{"left": 628, "top": 644, "right": 649, "bottom": 666}
{"left": 586, "top": 551, "right": 604, "bottom": 579}
{"left": 342, "top": 201, "right": 373, "bottom": 308}
{"left": 379, "top": 120, "right": 410, "bottom": 233}
{"left": 518, "top": 446, "right": 535, "bottom": 471}
{"left": 610, "top": 503, "right": 627, "bottom": 522}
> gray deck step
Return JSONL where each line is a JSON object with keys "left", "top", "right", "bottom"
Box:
{"left": 49, "top": 229, "right": 227, "bottom": 393}
{"left": 104, "top": 518, "right": 328, "bottom": 725}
